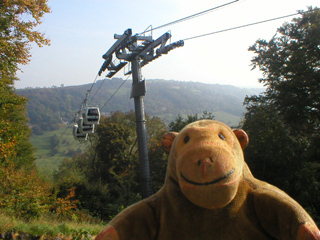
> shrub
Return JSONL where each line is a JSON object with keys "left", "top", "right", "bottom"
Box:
{"left": 0, "top": 165, "right": 52, "bottom": 220}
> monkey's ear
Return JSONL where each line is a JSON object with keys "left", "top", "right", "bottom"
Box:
{"left": 162, "top": 132, "right": 178, "bottom": 153}
{"left": 233, "top": 129, "right": 249, "bottom": 150}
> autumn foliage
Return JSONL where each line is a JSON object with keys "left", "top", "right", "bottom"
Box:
{"left": 0, "top": 0, "right": 51, "bottom": 81}
{"left": 0, "top": 164, "right": 50, "bottom": 219}
{"left": 52, "top": 187, "right": 79, "bottom": 219}
{"left": 0, "top": 0, "right": 83, "bottom": 221}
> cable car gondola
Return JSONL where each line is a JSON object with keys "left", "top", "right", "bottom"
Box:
{"left": 73, "top": 124, "right": 88, "bottom": 141}
{"left": 77, "top": 116, "right": 95, "bottom": 134}
{"left": 82, "top": 106, "right": 100, "bottom": 125}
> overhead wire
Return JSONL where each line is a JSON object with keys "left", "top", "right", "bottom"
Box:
{"left": 88, "top": 77, "right": 107, "bottom": 105}
{"left": 182, "top": 12, "right": 301, "bottom": 41}
{"left": 49, "top": 123, "right": 72, "bottom": 153}
{"left": 65, "top": 139, "right": 77, "bottom": 154}
{"left": 139, "top": 0, "right": 240, "bottom": 34}
{"left": 88, "top": 74, "right": 99, "bottom": 93}
{"left": 100, "top": 74, "right": 131, "bottom": 112}
{"left": 47, "top": 116, "right": 77, "bottom": 156}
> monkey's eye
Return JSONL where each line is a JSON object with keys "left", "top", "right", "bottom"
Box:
{"left": 184, "top": 135, "right": 190, "bottom": 143}
{"left": 218, "top": 133, "right": 225, "bottom": 140}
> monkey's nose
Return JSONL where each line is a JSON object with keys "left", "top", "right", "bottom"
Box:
{"left": 197, "top": 158, "right": 214, "bottom": 179}
{"left": 197, "top": 157, "right": 214, "bottom": 166}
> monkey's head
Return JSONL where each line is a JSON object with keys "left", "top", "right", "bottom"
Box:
{"left": 162, "top": 120, "right": 249, "bottom": 209}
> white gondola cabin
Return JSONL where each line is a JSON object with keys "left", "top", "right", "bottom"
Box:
{"left": 73, "top": 124, "right": 88, "bottom": 141}
{"left": 77, "top": 116, "right": 95, "bottom": 134}
{"left": 82, "top": 107, "right": 100, "bottom": 125}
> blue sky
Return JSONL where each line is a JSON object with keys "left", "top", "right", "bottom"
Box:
{"left": 16, "top": 0, "right": 319, "bottom": 89}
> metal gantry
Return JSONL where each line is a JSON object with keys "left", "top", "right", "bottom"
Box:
{"left": 98, "top": 28, "right": 184, "bottom": 198}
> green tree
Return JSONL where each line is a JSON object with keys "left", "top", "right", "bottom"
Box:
{"left": 145, "top": 115, "right": 168, "bottom": 192}
{"left": 0, "top": 0, "right": 51, "bottom": 220}
{"left": 242, "top": 102, "right": 303, "bottom": 191}
{"left": 0, "top": 0, "right": 50, "bottom": 82}
{"left": 242, "top": 8, "right": 320, "bottom": 220}
{"left": 54, "top": 111, "right": 168, "bottom": 220}
{"left": 248, "top": 7, "right": 320, "bottom": 135}
{"left": 0, "top": 0, "right": 50, "bottom": 166}
{"left": 168, "top": 111, "right": 215, "bottom": 132}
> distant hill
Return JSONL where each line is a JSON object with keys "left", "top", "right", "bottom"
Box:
{"left": 17, "top": 78, "right": 264, "bottom": 132}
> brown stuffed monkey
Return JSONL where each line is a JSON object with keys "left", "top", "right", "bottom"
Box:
{"left": 96, "top": 120, "right": 320, "bottom": 240}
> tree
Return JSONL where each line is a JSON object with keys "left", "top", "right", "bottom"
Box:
{"left": 242, "top": 8, "right": 320, "bottom": 220}
{"left": 168, "top": 111, "right": 215, "bottom": 132}
{"left": 0, "top": 0, "right": 50, "bottom": 82}
{"left": 0, "top": 0, "right": 51, "bottom": 220}
{"left": 145, "top": 115, "right": 168, "bottom": 192}
{"left": 242, "top": 102, "right": 304, "bottom": 191}
{"left": 248, "top": 7, "right": 320, "bottom": 135}
{"left": 0, "top": 0, "right": 50, "bottom": 166}
{"left": 0, "top": 165, "right": 54, "bottom": 220}
{"left": 54, "top": 111, "right": 168, "bottom": 220}
{"left": 0, "top": 80, "right": 35, "bottom": 168}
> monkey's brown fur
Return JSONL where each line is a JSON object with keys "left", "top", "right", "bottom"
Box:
{"left": 96, "top": 120, "right": 320, "bottom": 240}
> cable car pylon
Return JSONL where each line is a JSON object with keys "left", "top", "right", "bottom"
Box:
{"left": 98, "top": 28, "right": 184, "bottom": 199}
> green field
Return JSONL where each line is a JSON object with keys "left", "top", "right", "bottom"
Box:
{"left": 30, "top": 125, "right": 89, "bottom": 175}
{"left": 212, "top": 111, "right": 242, "bottom": 127}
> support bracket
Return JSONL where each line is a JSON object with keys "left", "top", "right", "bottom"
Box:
{"left": 130, "top": 80, "right": 146, "bottom": 98}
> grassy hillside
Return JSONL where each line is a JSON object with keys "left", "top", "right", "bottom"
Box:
{"left": 18, "top": 78, "right": 264, "bottom": 133}
{"left": 212, "top": 111, "right": 242, "bottom": 127}
{"left": 31, "top": 125, "right": 88, "bottom": 174}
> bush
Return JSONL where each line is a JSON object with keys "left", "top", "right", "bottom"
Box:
{"left": 32, "top": 125, "right": 43, "bottom": 135}
{"left": 0, "top": 165, "right": 52, "bottom": 220}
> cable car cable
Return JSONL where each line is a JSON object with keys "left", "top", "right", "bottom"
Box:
{"left": 182, "top": 11, "right": 302, "bottom": 41}
{"left": 78, "top": 74, "right": 99, "bottom": 109}
{"left": 88, "top": 74, "right": 99, "bottom": 93}
{"left": 139, "top": 0, "right": 239, "bottom": 34}
{"left": 88, "top": 78, "right": 107, "bottom": 105}
{"left": 49, "top": 121, "right": 73, "bottom": 153}
{"left": 64, "top": 139, "right": 77, "bottom": 154}
{"left": 47, "top": 116, "right": 78, "bottom": 156}
{"left": 100, "top": 74, "right": 131, "bottom": 111}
